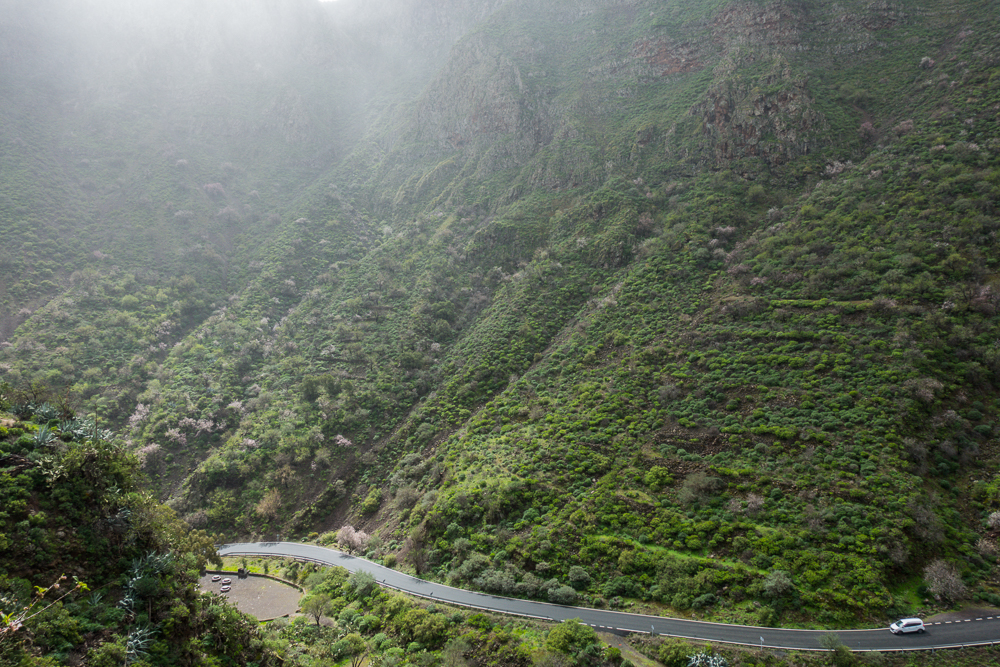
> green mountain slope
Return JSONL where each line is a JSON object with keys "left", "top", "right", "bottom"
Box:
{"left": 2, "top": 0, "right": 1000, "bottom": 627}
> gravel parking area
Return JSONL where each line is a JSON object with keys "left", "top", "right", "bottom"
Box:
{"left": 199, "top": 573, "right": 302, "bottom": 620}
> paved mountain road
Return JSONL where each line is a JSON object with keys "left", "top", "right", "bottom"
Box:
{"left": 219, "top": 542, "right": 1000, "bottom": 652}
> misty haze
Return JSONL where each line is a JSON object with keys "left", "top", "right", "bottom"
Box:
{"left": 2, "top": 0, "right": 1000, "bottom": 665}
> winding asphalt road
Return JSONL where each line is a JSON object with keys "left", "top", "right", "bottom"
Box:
{"left": 219, "top": 541, "right": 1000, "bottom": 652}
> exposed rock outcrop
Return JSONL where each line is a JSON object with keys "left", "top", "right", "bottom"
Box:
{"left": 682, "top": 58, "right": 828, "bottom": 167}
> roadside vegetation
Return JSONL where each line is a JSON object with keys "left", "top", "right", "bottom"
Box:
{"left": 2, "top": 0, "right": 1000, "bottom": 650}
{"left": 2, "top": 386, "right": 1000, "bottom": 667}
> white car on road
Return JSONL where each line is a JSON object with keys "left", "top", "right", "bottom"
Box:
{"left": 889, "top": 618, "right": 925, "bottom": 634}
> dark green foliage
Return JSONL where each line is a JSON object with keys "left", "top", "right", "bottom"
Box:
{"left": 546, "top": 619, "right": 600, "bottom": 656}
{"left": 568, "top": 566, "right": 591, "bottom": 591}
{"left": 344, "top": 570, "right": 378, "bottom": 601}
{"left": 0, "top": 413, "right": 277, "bottom": 666}
{"left": 4, "top": 0, "right": 1000, "bottom": 634}
{"left": 459, "top": 626, "right": 533, "bottom": 667}
{"left": 602, "top": 577, "right": 638, "bottom": 600}
{"left": 657, "top": 638, "right": 695, "bottom": 667}
{"left": 819, "top": 633, "right": 856, "bottom": 667}
{"left": 394, "top": 608, "right": 449, "bottom": 648}
{"left": 548, "top": 585, "right": 579, "bottom": 606}
{"left": 763, "top": 571, "right": 796, "bottom": 599}
{"left": 301, "top": 593, "right": 332, "bottom": 626}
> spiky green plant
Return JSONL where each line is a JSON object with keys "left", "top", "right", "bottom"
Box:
{"left": 33, "top": 403, "right": 58, "bottom": 422}
{"left": 33, "top": 425, "right": 56, "bottom": 447}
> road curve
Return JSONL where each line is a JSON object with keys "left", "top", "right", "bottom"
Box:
{"left": 219, "top": 542, "right": 1000, "bottom": 652}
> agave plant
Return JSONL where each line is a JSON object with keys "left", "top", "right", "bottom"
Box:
{"left": 33, "top": 425, "right": 57, "bottom": 447}
{"left": 10, "top": 402, "right": 34, "bottom": 419}
{"left": 68, "top": 417, "right": 95, "bottom": 441}
{"left": 58, "top": 420, "right": 77, "bottom": 441}
{"left": 117, "top": 589, "right": 136, "bottom": 613}
{"left": 687, "top": 654, "right": 728, "bottom": 667}
{"left": 64, "top": 417, "right": 112, "bottom": 443}
{"left": 126, "top": 624, "right": 157, "bottom": 663}
{"left": 34, "top": 402, "right": 59, "bottom": 422}
{"left": 131, "top": 552, "right": 174, "bottom": 577}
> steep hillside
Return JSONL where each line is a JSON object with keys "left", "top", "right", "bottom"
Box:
{"left": 0, "top": 0, "right": 495, "bottom": 339}
{"left": 0, "top": 401, "right": 281, "bottom": 665}
{"left": 2, "top": 0, "right": 1000, "bottom": 628}
{"left": 0, "top": 0, "right": 491, "bottom": 412}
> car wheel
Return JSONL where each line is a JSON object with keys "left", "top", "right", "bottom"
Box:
{"left": 918, "top": 628, "right": 925, "bottom": 633}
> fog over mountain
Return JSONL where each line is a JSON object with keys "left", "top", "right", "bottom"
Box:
{"left": 2, "top": 0, "right": 1000, "bottom": 656}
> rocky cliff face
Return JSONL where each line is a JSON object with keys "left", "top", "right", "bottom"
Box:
{"left": 711, "top": 1, "right": 806, "bottom": 52}
{"left": 681, "top": 59, "right": 828, "bottom": 169}
{"left": 633, "top": 36, "right": 705, "bottom": 77}
{"left": 709, "top": 0, "right": 912, "bottom": 57}
{"left": 413, "top": 32, "right": 556, "bottom": 172}
{"left": 655, "top": 0, "right": 932, "bottom": 170}
{"left": 351, "top": 0, "right": 936, "bottom": 208}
